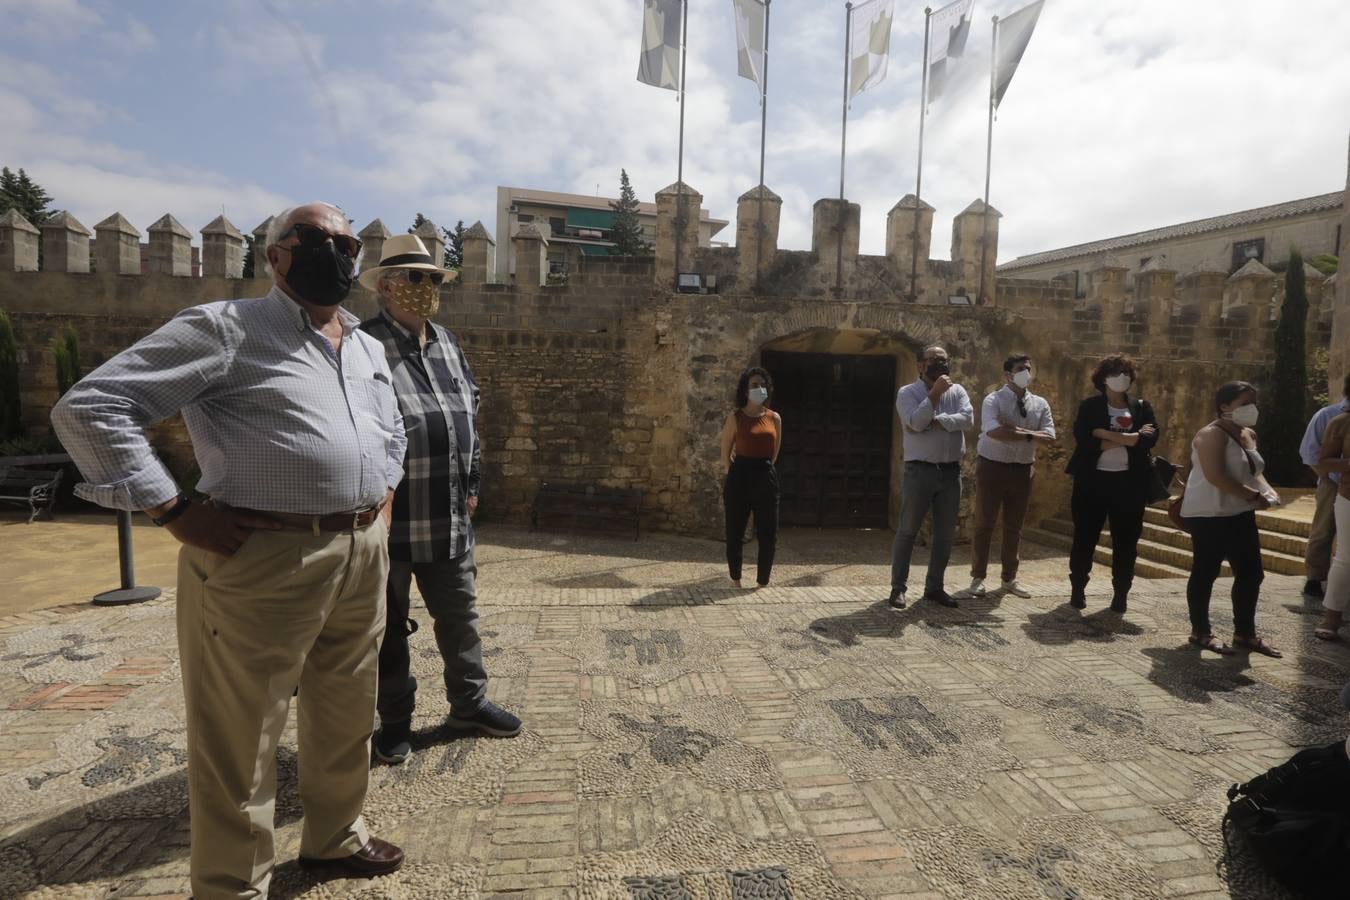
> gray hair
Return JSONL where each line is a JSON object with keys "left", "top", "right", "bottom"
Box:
{"left": 261, "top": 202, "right": 345, "bottom": 277}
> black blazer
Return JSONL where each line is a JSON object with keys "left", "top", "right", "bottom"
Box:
{"left": 1064, "top": 394, "right": 1160, "bottom": 480}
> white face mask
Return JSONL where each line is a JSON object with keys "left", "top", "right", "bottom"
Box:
{"left": 1105, "top": 374, "right": 1132, "bottom": 393}
{"left": 1229, "top": 404, "right": 1259, "bottom": 428}
{"left": 748, "top": 386, "right": 769, "bottom": 405}
{"left": 1012, "top": 369, "right": 1033, "bottom": 389}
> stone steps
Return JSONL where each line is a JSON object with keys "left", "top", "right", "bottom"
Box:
{"left": 1030, "top": 506, "right": 1310, "bottom": 579}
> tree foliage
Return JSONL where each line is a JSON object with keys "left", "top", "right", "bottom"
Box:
{"left": 0, "top": 167, "right": 54, "bottom": 225}
{"left": 608, "top": 169, "right": 651, "bottom": 257}
{"left": 52, "top": 325, "right": 82, "bottom": 399}
{"left": 409, "top": 213, "right": 458, "bottom": 269}
{"left": 0, "top": 310, "right": 22, "bottom": 440}
{"left": 1261, "top": 248, "right": 1310, "bottom": 485}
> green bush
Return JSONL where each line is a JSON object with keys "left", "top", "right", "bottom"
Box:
{"left": 1308, "top": 253, "right": 1339, "bottom": 277}
{"left": 0, "top": 310, "right": 20, "bottom": 440}
{"left": 51, "top": 325, "right": 82, "bottom": 398}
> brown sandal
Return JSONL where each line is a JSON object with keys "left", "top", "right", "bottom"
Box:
{"left": 1232, "top": 634, "right": 1283, "bottom": 658}
{"left": 1188, "top": 634, "right": 1234, "bottom": 655}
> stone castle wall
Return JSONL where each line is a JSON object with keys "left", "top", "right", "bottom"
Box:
{"left": 0, "top": 176, "right": 1337, "bottom": 539}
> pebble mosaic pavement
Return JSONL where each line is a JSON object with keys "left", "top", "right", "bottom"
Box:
{"left": 1, "top": 525, "right": 1348, "bottom": 899}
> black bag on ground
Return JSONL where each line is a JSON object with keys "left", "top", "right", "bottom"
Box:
{"left": 1223, "top": 740, "right": 1350, "bottom": 896}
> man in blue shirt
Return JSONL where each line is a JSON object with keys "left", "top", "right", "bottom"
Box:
{"left": 890, "top": 344, "right": 975, "bottom": 609}
{"left": 1300, "top": 374, "right": 1350, "bottom": 599}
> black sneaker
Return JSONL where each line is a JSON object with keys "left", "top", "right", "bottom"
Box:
{"left": 887, "top": 588, "right": 907, "bottom": 610}
{"left": 1304, "top": 579, "right": 1324, "bottom": 600}
{"left": 1109, "top": 592, "right": 1128, "bottom": 613}
{"left": 448, "top": 700, "right": 523, "bottom": 737}
{"left": 1069, "top": 586, "right": 1087, "bottom": 610}
{"left": 373, "top": 722, "right": 412, "bottom": 765}
{"left": 923, "top": 589, "right": 959, "bottom": 608}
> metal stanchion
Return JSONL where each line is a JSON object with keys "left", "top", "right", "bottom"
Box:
{"left": 92, "top": 509, "right": 161, "bottom": 606}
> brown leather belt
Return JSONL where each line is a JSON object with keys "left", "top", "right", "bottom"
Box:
{"left": 229, "top": 505, "right": 382, "bottom": 534}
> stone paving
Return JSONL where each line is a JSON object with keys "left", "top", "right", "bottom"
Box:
{"left": 1, "top": 524, "right": 1348, "bottom": 899}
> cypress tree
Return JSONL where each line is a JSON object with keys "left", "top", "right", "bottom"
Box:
{"left": 1263, "top": 248, "right": 1310, "bottom": 485}
{"left": 52, "top": 325, "right": 82, "bottom": 398}
{"left": 609, "top": 169, "right": 651, "bottom": 257}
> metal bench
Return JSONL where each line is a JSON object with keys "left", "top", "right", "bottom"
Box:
{"left": 530, "top": 481, "right": 641, "bottom": 541}
{"left": 0, "top": 464, "right": 65, "bottom": 523}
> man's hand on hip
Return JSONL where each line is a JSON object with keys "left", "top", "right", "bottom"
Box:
{"left": 162, "top": 503, "right": 283, "bottom": 556}
{"left": 467, "top": 495, "right": 479, "bottom": 517}
{"left": 380, "top": 488, "right": 395, "bottom": 527}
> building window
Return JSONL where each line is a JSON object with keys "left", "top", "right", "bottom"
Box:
{"left": 548, "top": 253, "right": 567, "bottom": 275}
{"left": 1074, "top": 270, "right": 1085, "bottom": 299}
{"left": 549, "top": 216, "right": 566, "bottom": 235}
{"left": 516, "top": 213, "right": 534, "bottom": 225}
{"left": 1231, "top": 238, "right": 1264, "bottom": 271}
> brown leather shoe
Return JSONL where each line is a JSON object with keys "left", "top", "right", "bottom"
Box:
{"left": 298, "top": 837, "right": 404, "bottom": 878}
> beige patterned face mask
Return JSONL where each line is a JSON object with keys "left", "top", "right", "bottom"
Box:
{"left": 386, "top": 273, "right": 441, "bottom": 317}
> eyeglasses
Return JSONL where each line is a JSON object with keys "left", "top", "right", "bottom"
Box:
{"left": 278, "top": 223, "right": 363, "bottom": 260}
{"left": 402, "top": 269, "right": 445, "bottom": 286}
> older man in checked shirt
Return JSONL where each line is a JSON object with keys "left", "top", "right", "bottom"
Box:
{"left": 356, "top": 234, "right": 522, "bottom": 767}
{"left": 52, "top": 202, "right": 407, "bottom": 898}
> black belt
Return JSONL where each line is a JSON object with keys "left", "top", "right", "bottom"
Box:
{"left": 907, "top": 460, "right": 961, "bottom": 470}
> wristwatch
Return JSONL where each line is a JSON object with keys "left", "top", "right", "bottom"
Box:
{"left": 151, "top": 495, "right": 192, "bottom": 527}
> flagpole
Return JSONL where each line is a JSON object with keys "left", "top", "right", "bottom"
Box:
{"left": 836, "top": 2, "right": 853, "bottom": 293}
{"left": 910, "top": 5, "right": 932, "bottom": 301}
{"left": 674, "top": 0, "right": 689, "bottom": 290}
{"left": 979, "top": 14, "right": 997, "bottom": 305}
{"left": 756, "top": 0, "right": 771, "bottom": 291}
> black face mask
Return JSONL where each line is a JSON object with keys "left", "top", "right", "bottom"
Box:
{"left": 925, "top": 360, "right": 950, "bottom": 381}
{"left": 283, "top": 241, "right": 354, "bottom": 307}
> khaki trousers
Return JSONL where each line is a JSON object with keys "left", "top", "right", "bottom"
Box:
{"left": 1306, "top": 478, "right": 1338, "bottom": 582}
{"left": 176, "top": 520, "right": 389, "bottom": 900}
{"left": 970, "top": 456, "right": 1034, "bottom": 583}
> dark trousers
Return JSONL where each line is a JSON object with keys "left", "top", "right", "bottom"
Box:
{"left": 970, "top": 456, "right": 1034, "bottom": 582}
{"left": 1186, "top": 511, "right": 1264, "bottom": 637}
{"left": 724, "top": 458, "right": 779, "bottom": 584}
{"left": 1069, "top": 470, "right": 1146, "bottom": 595}
{"left": 377, "top": 548, "right": 486, "bottom": 726}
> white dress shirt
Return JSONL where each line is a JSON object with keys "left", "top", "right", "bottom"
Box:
{"left": 977, "top": 385, "right": 1055, "bottom": 464}
{"left": 896, "top": 379, "right": 974, "bottom": 463}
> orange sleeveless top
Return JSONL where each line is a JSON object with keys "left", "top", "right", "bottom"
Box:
{"left": 734, "top": 410, "right": 778, "bottom": 460}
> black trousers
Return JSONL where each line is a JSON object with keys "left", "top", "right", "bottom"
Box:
{"left": 1186, "top": 511, "right": 1264, "bottom": 637}
{"left": 724, "top": 458, "right": 779, "bottom": 585}
{"left": 1069, "top": 470, "right": 1147, "bottom": 594}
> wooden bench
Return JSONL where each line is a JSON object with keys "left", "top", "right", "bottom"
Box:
{"left": 0, "top": 464, "right": 66, "bottom": 523}
{"left": 531, "top": 482, "right": 641, "bottom": 541}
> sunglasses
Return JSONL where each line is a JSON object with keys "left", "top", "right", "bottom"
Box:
{"left": 401, "top": 269, "right": 446, "bottom": 286}
{"left": 279, "top": 222, "right": 363, "bottom": 260}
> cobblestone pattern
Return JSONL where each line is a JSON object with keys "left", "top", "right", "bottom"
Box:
{"left": 1, "top": 562, "right": 1348, "bottom": 899}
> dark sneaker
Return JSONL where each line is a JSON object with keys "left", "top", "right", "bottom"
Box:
{"left": 1304, "top": 579, "right": 1324, "bottom": 600}
{"left": 923, "top": 589, "right": 959, "bottom": 608}
{"left": 448, "top": 700, "right": 522, "bottom": 737}
{"left": 373, "top": 722, "right": 412, "bottom": 765}
{"left": 1069, "top": 586, "right": 1087, "bottom": 610}
{"left": 1109, "top": 592, "right": 1128, "bottom": 613}
{"left": 887, "top": 588, "right": 907, "bottom": 610}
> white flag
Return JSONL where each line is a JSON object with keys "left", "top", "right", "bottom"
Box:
{"left": 994, "top": 0, "right": 1044, "bottom": 108}
{"left": 849, "top": 0, "right": 896, "bottom": 99}
{"left": 638, "top": 0, "right": 683, "bottom": 91}
{"left": 732, "top": 0, "right": 766, "bottom": 91}
{"left": 926, "top": 0, "right": 975, "bottom": 103}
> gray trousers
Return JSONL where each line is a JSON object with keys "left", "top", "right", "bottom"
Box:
{"left": 377, "top": 549, "right": 486, "bottom": 725}
{"left": 891, "top": 461, "right": 962, "bottom": 595}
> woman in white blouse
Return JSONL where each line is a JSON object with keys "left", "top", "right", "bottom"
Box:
{"left": 1179, "top": 381, "right": 1281, "bottom": 657}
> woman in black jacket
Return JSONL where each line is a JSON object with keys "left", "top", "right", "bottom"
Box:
{"left": 1065, "top": 353, "right": 1159, "bottom": 613}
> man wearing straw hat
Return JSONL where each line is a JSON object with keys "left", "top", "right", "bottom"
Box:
{"left": 358, "top": 234, "right": 522, "bottom": 765}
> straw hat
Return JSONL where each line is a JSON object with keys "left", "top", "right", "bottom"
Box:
{"left": 357, "top": 233, "right": 458, "bottom": 291}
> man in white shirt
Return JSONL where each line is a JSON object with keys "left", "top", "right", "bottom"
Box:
{"left": 965, "top": 354, "right": 1056, "bottom": 599}
{"left": 890, "top": 344, "right": 975, "bottom": 610}
{"left": 1300, "top": 375, "right": 1350, "bottom": 600}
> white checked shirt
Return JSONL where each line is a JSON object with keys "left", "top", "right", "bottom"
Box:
{"left": 51, "top": 285, "right": 407, "bottom": 515}
{"left": 977, "top": 385, "right": 1055, "bottom": 464}
{"left": 896, "top": 379, "right": 974, "bottom": 463}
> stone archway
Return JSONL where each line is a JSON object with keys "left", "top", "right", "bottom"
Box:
{"left": 757, "top": 328, "right": 922, "bottom": 528}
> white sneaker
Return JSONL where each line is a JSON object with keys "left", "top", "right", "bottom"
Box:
{"left": 1001, "top": 580, "right": 1032, "bottom": 598}
{"left": 965, "top": 578, "right": 987, "bottom": 598}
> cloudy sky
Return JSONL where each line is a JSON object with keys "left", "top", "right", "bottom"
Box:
{"left": 1, "top": 0, "right": 1347, "bottom": 263}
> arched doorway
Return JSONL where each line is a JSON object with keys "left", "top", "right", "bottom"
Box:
{"left": 760, "top": 329, "right": 917, "bottom": 528}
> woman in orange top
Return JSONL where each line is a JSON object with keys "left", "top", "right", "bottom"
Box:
{"left": 718, "top": 367, "right": 783, "bottom": 587}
